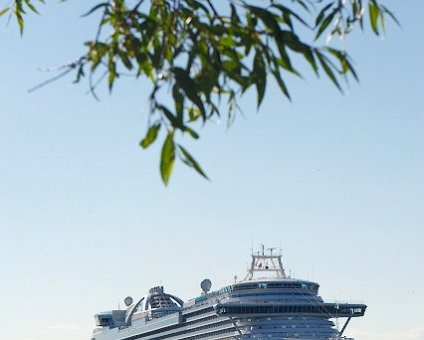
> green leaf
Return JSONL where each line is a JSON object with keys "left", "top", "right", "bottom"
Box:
{"left": 247, "top": 5, "right": 278, "bottom": 31}
{"left": 253, "top": 50, "right": 266, "bottom": 108}
{"left": 81, "top": 2, "right": 110, "bottom": 18}
{"left": 172, "top": 67, "right": 206, "bottom": 119}
{"left": 380, "top": 5, "right": 400, "bottom": 27}
{"left": 219, "top": 36, "right": 236, "bottom": 48}
{"left": 178, "top": 145, "right": 209, "bottom": 180}
{"left": 317, "top": 52, "right": 342, "bottom": 91}
{"left": 183, "top": 126, "right": 199, "bottom": 139}
{"left": 107, "top": 51, "right": 117, "bottom": 91}
{"left": 16, "top": 12, "right": 24, "bottom": 35}
{"left": 172, "top": 85, "right": 184, "bottom": 121}
{"left": 222, "top": 60, "right": 239, "bottom": 72}
{"left": 140, "top": 123, "right": 161, "bottom": 149}
{"left": 271, "top": 60, "right": 291, "bottom": 100}
{"left": 188, "top": 107, "right": 202, "bottom": 122}
{"left": 186, "top": 0, "right": 209, "bottom": 13}
{"left": 369, "top": 1, "right": 380, "bottom": 35}
{"left": 315, "top": 8, "right": 338, "bottom": 40}
{"left": 295, "top": 45, "right": 318, "bottom": 75}
{"left": 23, "top": 0, "right": 38, "bottom": 14}
{"left": 73, "top": 63, "right": 85, "bottom": 83}
{"left": 315, "top": 3, "right": 333, "bottom": 27}
{"left": 160, "top": 131, "right": 176, "bottom": 185}
{"left": 0, "top": 7, "right": 10, "bottom": 17}
{"left": 118, "top": 49, "right": 133, "bottom": 70}
{"left": 271, "top": 4, "right": 309, "bottom": 28}
{"left": 326, "top": 48, "right": 358, "bottom": 81}
{"left": 292, "top": 0, "right": 310, "bottom": 13}
{"left": 230, "top": 4, "right": 240, "bottom": 25}
{"left": 156, "top": 104, "right": 181, "bottom": 129}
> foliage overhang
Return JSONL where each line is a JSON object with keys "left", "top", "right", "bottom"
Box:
{"left": 1, "top": 0, "right": 398, "bottom": 184}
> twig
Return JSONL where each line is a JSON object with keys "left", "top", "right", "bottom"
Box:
{"left": 132, "top": 0, "right": 147, "bottom": 13}
{"left": 28, "top": 57, "right": 85, "bottom": 93}
{"left": 206, "top": 0, "right": 219, "bottom": 19}
{"left": 28, "top": 68, "right": 73, "bottom": 93}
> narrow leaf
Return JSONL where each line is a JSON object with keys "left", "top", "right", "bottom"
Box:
{"left": 315, "top": 8, "right": 338, "bottom": 40}
{"left": 271, "top": 65, "right": 291, "bottom": 100}
{"left": 81, "top": 2, "right": 110, "bottom": 17}
{"left": 24, "top": 0, "right": 38, "bottom": 14}
{"left": 183, "top": 127, "right": 199, "bottom": 139}
{"left": 140, "top": 123, "right": 161, "bottom": 149}
{"left": 369, "top": 1, "right": 380, "bottom": 35}
{"left": 317, "top": 52, "right": 342, "bottom": 91}
{"left": 16, "top": 13, "right": 24, "bottom": 36}
{"left": 381, "top": 5, "right": 400, "bottom": 27}
{"left": 253, "top": 50, "right": 266, "bottom": 108}
{"left": 178, "top": 145, "right": 209, "bottom": 180}
{"left": 315, "top": 3, "right": 333, "bottom": 27}
{"left": 160, "top": 131, "right": 175, "bottom": 185}
{"left": 173, "top": 67, "right": 206, "bottom": 119}
{"left": 0, "top": 7, "right": 9, "bottom": 17}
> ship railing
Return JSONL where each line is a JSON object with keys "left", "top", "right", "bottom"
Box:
{"left": 331, "top": 300, "right": 365, "bottom": 305}
{"left": 186, "top": 285, "right": 233, "bottom": 306}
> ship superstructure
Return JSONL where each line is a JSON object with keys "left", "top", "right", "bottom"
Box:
{"left": 92, "top": 246, "right": 366, "bottom": 340}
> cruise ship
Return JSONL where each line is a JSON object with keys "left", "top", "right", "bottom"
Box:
{"left": 91, "top": 246, "right": 366, "bottom": 340}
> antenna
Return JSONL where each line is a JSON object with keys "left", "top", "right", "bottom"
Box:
{"left": 244, "top": 244, "right": 287, "bottom": 280}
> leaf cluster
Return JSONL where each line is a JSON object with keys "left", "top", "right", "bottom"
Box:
{"left": 1, "top": 0, "right": 398, "bottom": 184}
{"left": 1, "top": 0, "right": 44, "bottom": 34}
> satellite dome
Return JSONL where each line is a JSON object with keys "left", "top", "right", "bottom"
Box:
{"left": 200, "top": 279, "right": 212, "bottom": 293}
{"left": 124, "top": 296, "right": 133, "bottom": 306}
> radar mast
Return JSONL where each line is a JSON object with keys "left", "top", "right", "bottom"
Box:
{"left": 244, "top": 244, "right": 287, "bottom": 280}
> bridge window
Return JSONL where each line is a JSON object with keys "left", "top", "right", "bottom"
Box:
{"left": 217, "top": 304, "right": 365, "bottom": 315}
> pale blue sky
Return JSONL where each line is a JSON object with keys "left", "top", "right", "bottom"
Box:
{"left": 0, "top": 1, "right": 423, "bottom": 340}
